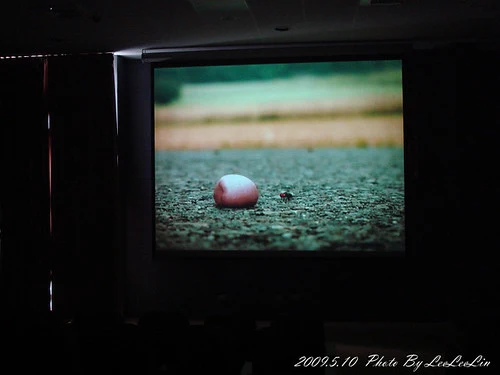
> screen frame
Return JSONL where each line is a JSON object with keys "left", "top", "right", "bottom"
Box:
{"left": 117, "top": 41, "right": 478, "bottom": 321}
{"left": 150, "top": 45, "right": 413, "bottom": 260}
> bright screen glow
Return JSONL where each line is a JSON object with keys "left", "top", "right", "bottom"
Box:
{"left": 154, "top": 60, "right": 404, "bottom": 251}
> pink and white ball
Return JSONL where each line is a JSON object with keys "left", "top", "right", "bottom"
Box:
{"left": 213, "top": 174, "right": 259, "bottom": 208}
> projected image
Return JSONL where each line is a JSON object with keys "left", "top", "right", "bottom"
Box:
{"left": 154, "top": 60, "right": 404, "bottom": 251}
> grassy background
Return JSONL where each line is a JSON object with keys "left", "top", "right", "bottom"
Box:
{"left": 155, "top": 72, "right": 403, "bottom": 151}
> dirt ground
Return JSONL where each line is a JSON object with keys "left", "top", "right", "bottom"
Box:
{"left": 155, "top": 147, "right": 405, "bottom": 251}
{"left": 155, "top": 115, "right": 403, "bottom": 150}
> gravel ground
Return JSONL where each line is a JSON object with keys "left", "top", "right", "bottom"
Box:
{"left": 155, "top": 147, "right": 405, "bottom": 251}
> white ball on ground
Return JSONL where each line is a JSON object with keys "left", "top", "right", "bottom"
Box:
{"left": 213, "top": 174, "right": 259, "bottom": 208}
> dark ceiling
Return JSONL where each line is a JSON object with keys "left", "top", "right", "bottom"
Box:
{"left": 2, "top": 0, "right": 500, "bottom": 58}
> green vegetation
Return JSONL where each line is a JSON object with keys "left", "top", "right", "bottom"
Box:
{"left": 154, "top": 74, "right": 181, "bottom": 104}
{"left": 202, "top": 139, "right": 403, "bottom": 151}
{"left": 355, "top": 139, "right": 369, "bottom": 148}
{"left": 154, "top": 60, "right": 402, "bottom": 105}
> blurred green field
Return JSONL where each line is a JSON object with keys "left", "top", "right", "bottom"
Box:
{"left": 156, "top": 70, "right": 403, "bottom": 125}
{"left": 170, "top": 70, "right": 402, "bottom": 107}
{"left": 154, "top": 68, "right": 403, "bottom": 150}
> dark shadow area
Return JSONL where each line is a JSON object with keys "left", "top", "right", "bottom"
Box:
{"left": 1, "top": 310, "right": 496, "bottom": 375}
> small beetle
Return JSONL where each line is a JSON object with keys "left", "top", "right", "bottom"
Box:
{"left": 279, "top": 192, "right": 293, "bottom": 202}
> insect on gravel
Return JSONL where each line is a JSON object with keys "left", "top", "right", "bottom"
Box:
{"left": 279, "top": 192, "right": 293, "bottom": 202}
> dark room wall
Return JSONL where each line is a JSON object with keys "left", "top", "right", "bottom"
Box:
{"left": 1, "top": 54, "right": 121, "bottom": 317}
{"left": 113, "top": 45, "right": 500, "bottom": 321}
{"left": 0, "top": 58, "right": 50, "bottom": 314}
